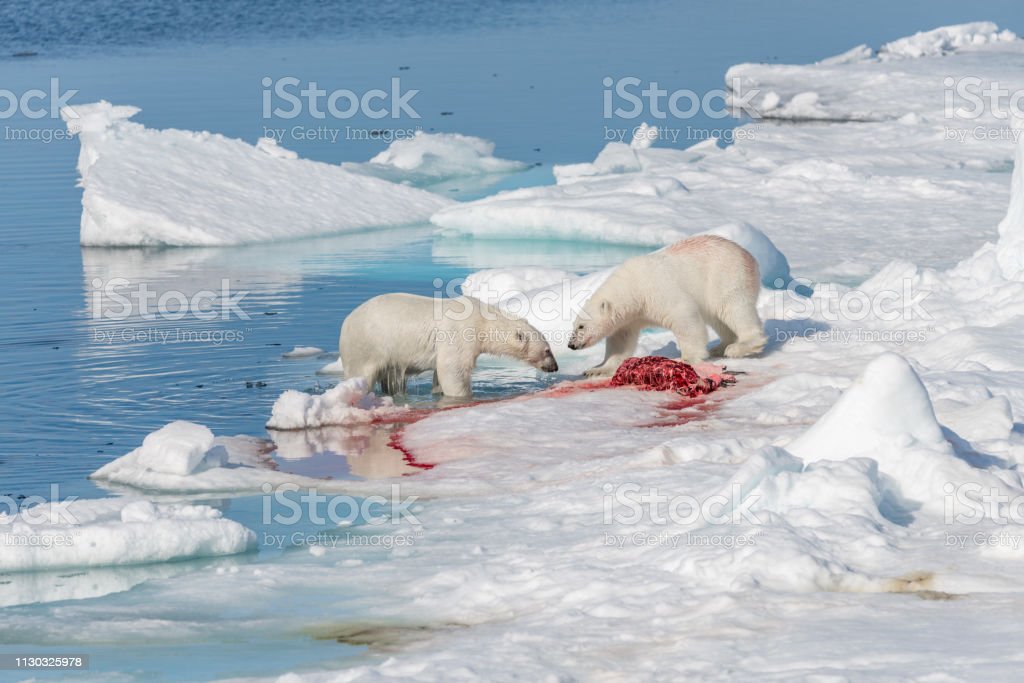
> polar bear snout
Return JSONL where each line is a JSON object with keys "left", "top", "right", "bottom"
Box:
{"left": 567, "top": 323, "right": 591, "bottom": 351}
{"left": 538, "top": 352, "right": 558, "bottom": 373}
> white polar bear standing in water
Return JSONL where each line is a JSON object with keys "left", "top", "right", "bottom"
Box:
{"left": 567, "top": 235, "right": 767, "bottom": 376}
{"left": 341, "top": 293, "right": 558, "bottom": 398}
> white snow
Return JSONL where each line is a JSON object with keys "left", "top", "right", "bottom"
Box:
{"left": 879, "top": 22, "right": 1017, "bottom": 60}
{"left": 133, "top": 421, "right": 219, "bottom": 476}
{"left": 343, "top": 131, "right": 528, "bottom": 185}
{"left": 266, "top": 377, "right": 407, "bottom": 430}
{"left": 0, "top": 497, "right": 254, "bottom": 572}
{"left": 63, "top": 102, "right": 452, "bottom": 246}
{"left": 787, "top": 352, "right": 947, "bottom": 462}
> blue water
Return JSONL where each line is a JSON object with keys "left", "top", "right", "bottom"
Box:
{"left": 3, "top": 0, "right": 1024, "bottom": 680}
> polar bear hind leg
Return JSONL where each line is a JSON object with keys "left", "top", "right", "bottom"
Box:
{"left": 716, "top": 302, "right": 767, "bottom": 359}
{"left": 708, "top": 318, "right": 737, "bottom": 358}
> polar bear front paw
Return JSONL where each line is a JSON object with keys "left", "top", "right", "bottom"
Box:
{"left": 583, "top": 365, "right": 615, "bottom": 378}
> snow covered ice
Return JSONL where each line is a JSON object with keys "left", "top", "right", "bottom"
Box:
{"left": 0, "top": 497, "right": 254, "bottom": 573}
{"left": 342, "top": 130, "right": 529, "bottom": 184}
{"left": 266, "top": 377, "right": 407, "bottom": 430}
{"left": 64, "top": 102, "right": 452, "bottom": 246}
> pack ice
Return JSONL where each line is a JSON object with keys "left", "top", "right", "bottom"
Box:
{"left": 27, "top": 21, "right": 1024, "bottom": 682}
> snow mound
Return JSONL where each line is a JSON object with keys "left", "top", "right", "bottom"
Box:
{"left": 879, "top": 22, "right": 1017, "bottom": 60}
{"left": 266, "top": 377, "right": 406, "bottom": 430}
{"left": 553, "top": 141, "right": 646, "bottom": 181}
{"left": 255, "top": 136, "right": 298, "bottom": 159}
{"left": 0, "top": 497, "right": 254, "bottom": 572}
{"left": 781, "top": 353, "right": 1012, "bottom": 510}
{"left": 994, "top": 116, "right": 1024, "bottom": 278}
{"left": 133, "top": 421, "right": 220, "bottom": 476}
{"left": 700, "top": 222, "right": 791, "bottom": 286}
{"left": 63, "top": 102, "right": 452, "bottom": 246}
{"left": 344, "top": 131, "right": 528, "bottom": 184}
{"left": 788, "top": 353, "right": 946, "bottom": 462}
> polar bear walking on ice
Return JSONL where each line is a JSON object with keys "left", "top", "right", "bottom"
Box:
{"left": 341, "top": 293, "right": 558, "bottom": 398}
{"left": 567, "top": 235, "right": 767, "bottom": 377}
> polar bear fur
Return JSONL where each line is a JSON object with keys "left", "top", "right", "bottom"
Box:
{"left": 341, "top": 293, "right": 558, "bottom": 398}
{"left": 567, "top": 235, "right": 767, "bottom": 376}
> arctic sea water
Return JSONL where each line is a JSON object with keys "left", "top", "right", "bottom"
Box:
{"left": 3, "top": 0, "right": 1024, "bottom": 679}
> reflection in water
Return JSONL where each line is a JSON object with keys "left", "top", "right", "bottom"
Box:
{"left": 269, "top": 424, "right": 420, "bottom": 479}
{"left": 0, "top": 226, "right": 468, "bottom": 497}
{"left": 80, "top": 227, "right": 437, "bottom": 321}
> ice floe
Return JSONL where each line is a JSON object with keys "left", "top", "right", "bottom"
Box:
{"left": 343, "top": 131, "right": 528, "bottom": 185}
{"left": 64, "top": 102, "right": 452, "bottom": 246}
{"left": 0, "top": 497, "right": 254, "bottom": 572}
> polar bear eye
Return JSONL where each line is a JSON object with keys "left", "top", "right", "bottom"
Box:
{"left": 576, "top": 324, "right": 585, "bottom": 331}
{"left": 515, "top": 330, "right": 526, "bottom": 343}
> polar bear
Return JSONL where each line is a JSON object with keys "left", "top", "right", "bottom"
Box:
{"left": 341, "top": 293, "right": 558, "bottom": 398}
{"left": 567, "top": 235, "right": 767, "bottom": 376}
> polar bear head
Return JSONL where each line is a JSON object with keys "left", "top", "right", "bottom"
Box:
{"left": 567, "top": 294, "right": 619, "bottom": 351}
{"left": 488, "top": 313, "right": 559, "bottom": 373}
